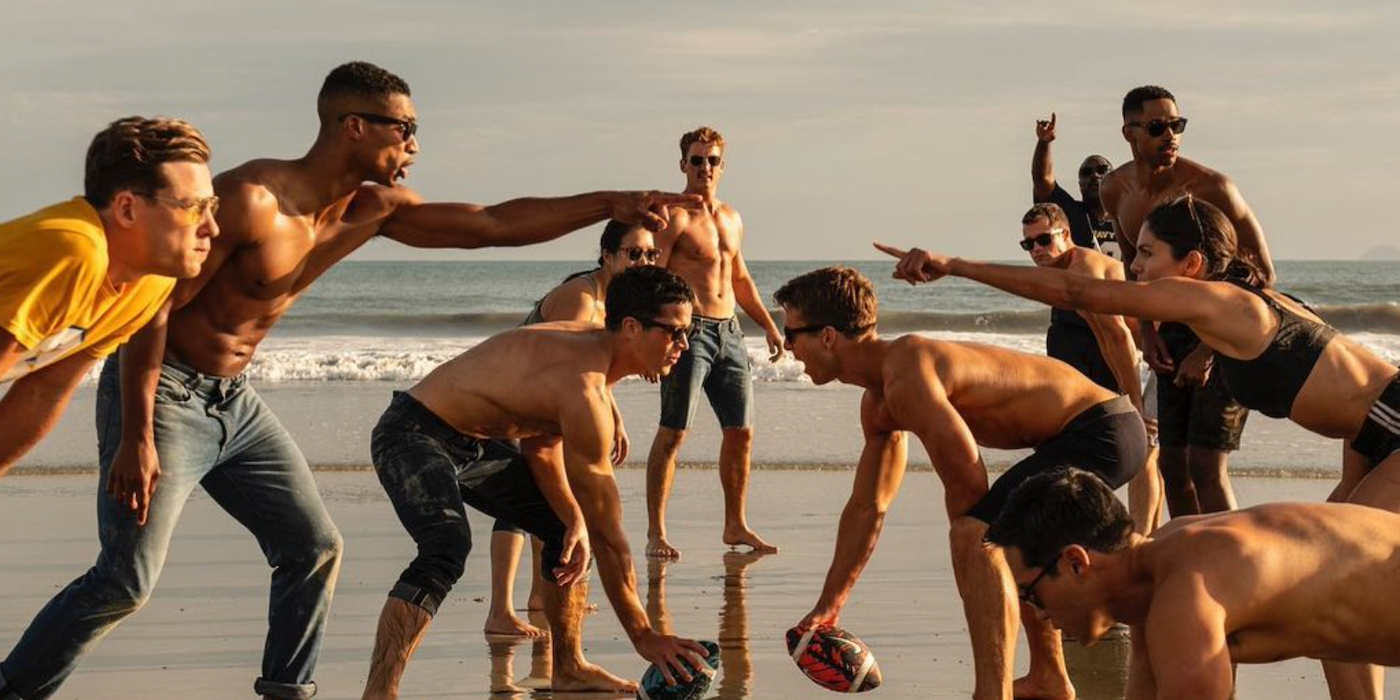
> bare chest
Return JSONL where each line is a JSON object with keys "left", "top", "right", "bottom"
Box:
{"left": 228, "top": 216, "right": 382, "bottom": 302}
{"left": 671, "top": 212, "right": 739, "bottom": 267}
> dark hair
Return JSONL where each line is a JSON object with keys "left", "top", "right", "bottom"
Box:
{"left": 773, "top": 266, "right": 878, "bottom": 334}
{"left": 1121, "top": 85, "right": 1176, "bottom": 119}
{"left": 985, "top": 468, "right": 1134, "bottom": 571}
{"left": 84, "top": 116, "right": 212, "bottom": 210}
{"left": 1145, "top": 196, "right": 1266, "bottom": 286}
{"left": 318, "top": 61, "right": 411, "bottom": 112}
{"left": 1022, "top": 203, "right": 1070, "bottom": 231}
{"left": 604, "top": 266, "right": 695, "bottom": 331}
{"left": 598, "top": 219, "right": 647, "bottom": 266}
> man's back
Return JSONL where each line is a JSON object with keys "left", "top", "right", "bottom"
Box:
{"left": 881, "top": 336, "right": 1117, "bottom": 449}
{"left": 1146, "top": 502, "right": 1400, "bottom": 666}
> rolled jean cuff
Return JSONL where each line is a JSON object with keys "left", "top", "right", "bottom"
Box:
{"left": 389, "top": 581, "right": 442, "bottom": 617}
{"left": 0, "top": 666, "right": 28, "bottom": 700}
{"left": 253, "top": 677, "right": 317, "bottom": 700}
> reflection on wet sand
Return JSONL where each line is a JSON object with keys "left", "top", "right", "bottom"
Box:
{"left": 646, "top": 550, "right": 773, "bottom": 699}
{"left": 485, "top": 610, "right": 554, "bottom": 698}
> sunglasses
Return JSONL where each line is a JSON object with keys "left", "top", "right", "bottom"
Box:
{"left": 636, "top": 317, "right": 690, "bottom": 343}
{"left": 1019, "top": 228, "right": 1065, "bottom": 251}
{"left": 146, "top": 194, "right": 219, "bottom": 226}
{"left": 782, "top": 322, "right": 871, "bottom": 345}
{"left": 1078, "top": 164, "right": 1111, "bottom": 178}
{"left": 688, "top": 155, "right": 722, "bottom": 168}
{"left": 1018, "top": 551, "right": 1062, "bottom": 610}
{"left": 620, "top": 246, "right": 660, "bottom": 263}
{"left": 339, "top": 112, "right": 418, "bottom": 141}
{"left": 1127, "top": 117, "right": 1188, "bottom": 138}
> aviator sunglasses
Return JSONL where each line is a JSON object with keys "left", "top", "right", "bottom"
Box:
{"left": 1019, "top": 228, "right": 1065, "bottom": 251}
{"left": 1127, "top": 117, "right": 1188, "bottom": 138}
{"left": 145, "top": 194, "right": 220, "bottom": 226}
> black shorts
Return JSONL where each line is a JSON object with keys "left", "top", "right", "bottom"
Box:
{"left": 1156, "top": 323, "right": 1250, "bottom": 451}
{"left": 1047, "top": 322, "right": 1121, "bottom": 394}
{"left": 1351, "top": 372, "right": 1400, "bottom": 467}
{"left": 967, "top": 395, "right": 1148, "bottom": 524}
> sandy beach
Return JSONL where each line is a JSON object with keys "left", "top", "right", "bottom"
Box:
{"left": 0, "top": 467, "right": 1377, "bottom": 699}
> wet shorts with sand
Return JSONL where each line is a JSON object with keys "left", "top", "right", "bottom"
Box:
{"left": 966, "top": 395, "right": 1148, "bottom": 524}
{"left": 372, "top": 392, "right": 567, "bottom": 617}
{"left": 1351, "top": 371, "right": 1400, "bottom": 467}
{"left": 659, "top": 315, "right": 753, "bottom": 430}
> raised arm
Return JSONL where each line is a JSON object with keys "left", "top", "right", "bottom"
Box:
{"left": 0, "top": 350, "right": 95, "bottom": 479}
{"left": 799, "top": 391, "right": 909, "bottom": 629}
{"left": 1031, "top": 113, "right": 1058, "bottom": 202}
{"left": 558, "top": 391, "right": 705, "bottom": 676}
{"left": 1144, "top": 576, "right": 1233, "bottom": 700}
{"left": 380, "top": 190, "right": 701, "bottom": 250}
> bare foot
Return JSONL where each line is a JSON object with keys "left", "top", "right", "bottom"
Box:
{"left": 484, "top": 612, "right": 548, "bottom": 639}
{"left": 1013, "top": 672, "right": 1076, "bottom": 700}
{"left": 553, "top": 661, "right": 639, "bottom": 693}
{"left": 723, "top": 526, "right": 778, "bottom": 553}
{"left": 647, "top": 534, "right": 681, "bottom": 560}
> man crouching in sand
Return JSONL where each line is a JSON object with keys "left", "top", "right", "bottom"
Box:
{"left": 362, "top": 266, "right": 709, "bottom": 699}
{"left": 989, "top": 467, "right": 1400, "bottom": 700}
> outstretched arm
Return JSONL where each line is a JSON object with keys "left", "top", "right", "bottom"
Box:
{"left": 1031, "top": 113, "right": 1058, "bottom": 202}
{"left": 0, "top": 351, "right": 94, "bottom": 478}
{"left": 380, "top": 190, "right": 701, "bottom": 249}
{"left": 799, "top": 392, "right": 909, "bottom": 629}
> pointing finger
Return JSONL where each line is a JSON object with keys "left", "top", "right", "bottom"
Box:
{"left": 871, "top": 242, "right": 907, "bottom": 259}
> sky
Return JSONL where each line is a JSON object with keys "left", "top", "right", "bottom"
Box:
{"left": 2, "top": 0, "right": 1398, "bottom": 262}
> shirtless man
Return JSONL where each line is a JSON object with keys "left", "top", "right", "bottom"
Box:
{"left": 0, "top": 61, "right": 697, "bottom": 700}
{"left": 778, "top": 267, "right": 1147, "bottom": 700}
{"left": 1101, "top": 85, "right": 1270, "bottom": 519}
{"left": 988, "top": 467, "right": 1400, "bottom": 700}
{"left": 363, "top": 266, "right": 708, "bottom": 698}
{"left": 1019, "top": 204, "right": 1161, "bottom": 533}
{"left": 0, "top": 117, "right": 214, "bottom": 483}
{"left": 646, "top": 126, "right": 782, "bottom": 559}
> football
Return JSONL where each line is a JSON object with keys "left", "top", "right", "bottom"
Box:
{"left": 785, "top": 625, "right": 881, "bottom": 692}
{"left": 636, "top": 639, "right": 721, "bottom": 700}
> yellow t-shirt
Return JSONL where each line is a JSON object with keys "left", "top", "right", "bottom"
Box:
{"left": 0, "top": 198, "right": 176, "bottom": 383}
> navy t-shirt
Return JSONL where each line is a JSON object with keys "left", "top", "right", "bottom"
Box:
{"left": 1045, "top": 184, "right": 1119, "bottom": 261}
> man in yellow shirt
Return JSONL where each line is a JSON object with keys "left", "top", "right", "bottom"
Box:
{"left": 0, "top": 116, "right": 216, "bottom": 480}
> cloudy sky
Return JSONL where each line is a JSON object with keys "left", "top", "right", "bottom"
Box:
{"left": 2, "top": 0, "right": 1397, "bottom": 261}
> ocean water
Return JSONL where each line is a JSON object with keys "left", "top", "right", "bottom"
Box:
{"left": 242, "top": 260, "right": 1400, "bottom": 383}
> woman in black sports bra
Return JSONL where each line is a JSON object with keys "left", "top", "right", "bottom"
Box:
{"left": 876, "top": 197, "right": 1400, "bottom": 509}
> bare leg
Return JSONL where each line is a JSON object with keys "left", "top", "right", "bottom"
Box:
{"left": 1187, "top": 447, "right": 1237, "bottom": 514}
{"left": 526, "top": 536, "right": 546, "bottom": 611}
{"left": 1128, "top": 446, "right": 1164, "bottom": 535}
{"left": 544, "top": 578, "right": 638, "bottom": 694}
{"left": 950, "top": 516, "right": 1017, "bottom": 700}
{"left": 484, "top": 530, "right": 547, "bottom": 638}
{"left": 1013, "top": 600, "right": 1075, "bottom": 700}
{"left": 361, "top": 597, "right": 433, "bottom": 700}
{"left": 1321, "top": 449, "right": 1400, "bottom": 700}
{"left": 1157, "top": 446, "right": 1201, "bottom": 517}
{"left": 719, "top": 426, "right": 777, "bottom": 553}
{"left": 646, "top": 427, "right": 686, "bottom": 559}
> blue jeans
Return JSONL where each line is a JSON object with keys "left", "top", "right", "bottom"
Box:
{"left": 0, "top": 357, "right": 342, "bottom": 700}
{"left": 659, "top": 315, "right": 754, "bottom": 430}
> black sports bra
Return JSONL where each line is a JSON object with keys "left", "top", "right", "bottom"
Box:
{"left": 1213, "top": 280, "right": 1338, "bottom": 419}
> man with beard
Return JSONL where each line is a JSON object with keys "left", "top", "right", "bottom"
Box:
{"left": 0, "top": 61, "right": 697, "bottom": 700}
{"left": 1032, "top": 113, "right": 1119, "bottom": 259}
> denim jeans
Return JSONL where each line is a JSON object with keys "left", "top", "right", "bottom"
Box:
{"left": 659, "top": 315, "right": 754, "bottom": 430}
{"left": 0, "top": 356, "right": 342, "bottom": 700}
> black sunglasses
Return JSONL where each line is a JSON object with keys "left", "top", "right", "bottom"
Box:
{"left": 1127, "top": 117, "right": 1187, "bottom": 138}
{"left": 1018, "top": 551, "right": 1062, "bottom": 609}
{"left": 783, "top": 323, "right": 871, "bottom": 345}
{"left": 1078, "top": 164, "right": 1111, "bottom": 178}
{"left": 1019, "top": 229, "right": 1065, "bottom": 251}
{"left": 688, "top": 155, "right": 722, "bottom": 168}
{"left": 620, "top": 246, "right": 660, "bottom": 263}
{"left": 635, "top": 317, "right": 690, "bottom": 343}
{"left": 340, "top": 112, "right": 418, "bottom": 141}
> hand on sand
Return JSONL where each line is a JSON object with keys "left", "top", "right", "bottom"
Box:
{"left": 552, "top": 521, "right": 590, "bottom": 586}
{"left": 873, "top": 242, "right": 952, "bottom": 285}
{"left": 611, "top": 191, "right": 705, "bottom": 233}
{"left": 1036, "top": 112, "right": 1057, "bottom": 142}
{"left": 646, "top": 534, "right": 682, "bottom": 561}
{"left": 765, "top": 328, "right": 785, "bottom": 362}
{"left": 723, "top": 525, "right": 778, "bottom": 554}
{"left": 633, "top": 630, "right": 711, "bottom": 687}
{"left": 106, "top": 436, "right": 161, "bottom": 525}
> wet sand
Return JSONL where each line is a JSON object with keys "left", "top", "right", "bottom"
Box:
{"left": 0, "top": 470, "right": 1376, "bottom": 699}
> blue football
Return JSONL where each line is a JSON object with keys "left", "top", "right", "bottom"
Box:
{"left": 636, "top": 639, "right": 721, "bottom": 700}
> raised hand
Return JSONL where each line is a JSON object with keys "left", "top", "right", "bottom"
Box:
{"left": 1036, "top": 112, "right": 1057, "bottom": 142}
